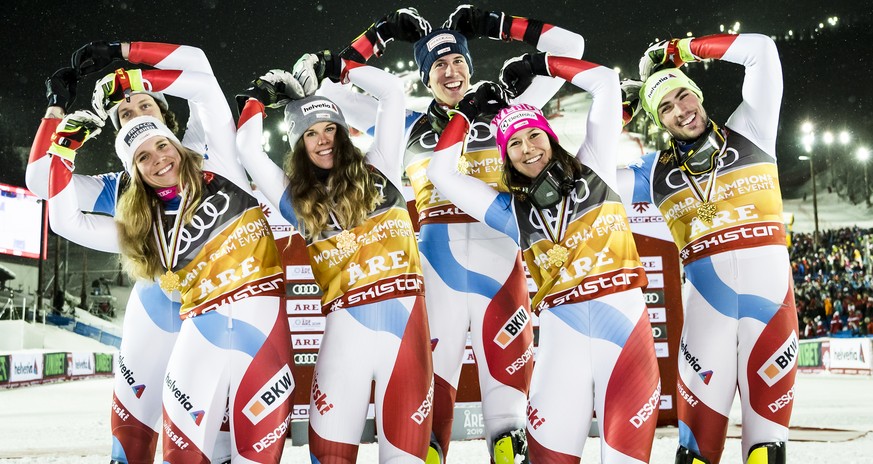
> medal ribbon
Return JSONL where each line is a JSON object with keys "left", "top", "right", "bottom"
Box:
{"left": 680, "top": 157, "right": 722, "bottom": 208}
{"left": 152, "top": 191, "right": 190, "bottom": 271}
{"left": 534, "top": 198, "right": 571, "bottom": 269}
{"left": 533, "top": 197, "right": 569, "bottom": 244}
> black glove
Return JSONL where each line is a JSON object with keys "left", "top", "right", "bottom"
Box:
{"left": 71, "top": 41, "right": 124, "bottom": 77}
{"left": 442, "top": 5, "right": 507, "bottom": 40}
{"left": 376, "top": 7, "right": 431, "bottom": 43}
{"left": 45, "top": 67, "right": 78, "bottom": 111}
{"left": 454, "top": 81, "right": 508, "bottom": 121}
{"left": 311, "top": 50, "right": 343, "bottom": 83}
{"left": 499, "top": 52, "right": 549, "bottom": 98}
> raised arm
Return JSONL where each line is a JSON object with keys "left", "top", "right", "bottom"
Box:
{"left": 503, "top": 10, "right": 585, "bottom": 107}
{"left": 235, "top": 99, "right": 298, "bottom": 229}
{"left": 29, "top": 42, "right": 240, "bottom": 210}
{"left": 127, "top": 41, "right": 214, "bottom": 75}
{"left": 134, "top": 68, "right": 246, "bottom": 189}
{"left": 344, "top": 63, "right": 406, "bottom": 186}
{"left": 27, "top": 68, "right": 122, "bottom": 214}
{"left": 547, "top": 57, "right": 622, "bottom": 188}
{"left": 501, "top": 54, "right": 622, "bottom": 187}
{"left": 426, "top": 86, "right": 519, "bottom": 242}
{"left": 317, "top": 80, "right": 381, "bottom": 136}
{"left": 309, "top": 7, "right": 433, "bottom": 137}
{"left": 713, "top": 34, "right": 783, "bottom": 156}
{"left": 44, "top": 113, "right": 120, "bottom": 253}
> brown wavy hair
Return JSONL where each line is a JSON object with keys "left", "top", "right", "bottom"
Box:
{"left": 502, "top": 135, "right": 585, "bottom": 203}
{"left": 115, "top": 139, "right": 204, "bottom": 281}
{"left": 283, "top": 126, "right": 383, "bottom": 240}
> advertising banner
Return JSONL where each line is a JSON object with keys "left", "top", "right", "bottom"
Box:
{"left": 0, "top": 355, "right": 8, "bottom": 383}
{"left": 828, "top": 338, "right": 873, "bottom": 373}
{"left": 71, "top": 352, "right": 96, "bottom": 376}
{"left": 797, "top": 340, "right": 823, "bottom": 371}
{"left": 43, "top": 352, "right": 67, "bottom": 378}
{"left": 8, "top": 353, "right": 43, "bottom": 383}
{"left": 94, "top": 353, "right": 114, "bottom": 374}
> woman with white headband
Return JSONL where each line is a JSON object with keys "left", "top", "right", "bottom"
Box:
{"left": 42, "top": 52, "right": 293, "bottom": 464}
{"left": 427, "top": 54, "right": 660, "bottom": 463}
{"left": 30, "top": 40, "right": 242, "bottom": 464}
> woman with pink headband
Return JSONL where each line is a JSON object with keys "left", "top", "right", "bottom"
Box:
{"left": 427, "top": 54, "right": 660, "bottom": 463}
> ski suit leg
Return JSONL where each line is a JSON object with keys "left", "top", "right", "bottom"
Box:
{"left": 370, "top": 295, "right": 434, "bottom": 463}
{"left": 228, "top": 296, "right": 294, "bottom": 463}
{"left": 678, "top": 256, "right": 740, "bottom": 463}
{"left": 525, "top": 307, "right": 594, "bottom": 463}
{"left": 468, "top": 234, "right": 533, "bottom": 448}
{"left": 419, "top": 223, "right": 532, "bottom": 458}
{"left": 307, "top": 309, "right": 373, "bottom": 463}
{"left": 591, "top": 289, "right": 660, "bottom": 464}
{"left": 308, "top": 296, "right": 433, "bottom": 463}
{"left": 679, "top": 246, "right": 797, "bottom": 464}
{"left": 111, "top": 280, "right": 181, "bottom": 464}
{"left": 735, "top": 247, "right": 797, "bottom": 462}
{"left": 527, "top": 289, "right": 659, "bottom": 463}
{"left": 162, "top": 297, "right": 293, "bottom": 464}
{"left": 420, "top": 245, "right": 471, "bottom": 455}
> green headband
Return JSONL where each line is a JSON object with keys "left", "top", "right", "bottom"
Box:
{"left": 639, "top": 67, "right": 704, "bottom": 128}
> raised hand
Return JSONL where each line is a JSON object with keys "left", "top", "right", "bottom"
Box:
{"left": 499, "top": 53, "right": 548, "bottom": 98}
{"left": 45, "top": 67, "right": 78, "bottom": 111}
{"left": 442, "top": 4, "right": 508, "bottom": 41}
{"left": 454, "top": 81, "right": 509, "bottom": 121}
{"left": 48, "top": 110, "right": 105, "bottom": 164}
{"left": 71, "top": 41, "right": 124, "bottom": 77}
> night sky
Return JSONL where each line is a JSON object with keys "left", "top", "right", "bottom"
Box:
{"left": 2, "top": 0, "right": 872, "bottom": 193}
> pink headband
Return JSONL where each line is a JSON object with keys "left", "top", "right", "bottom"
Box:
{"left": 491, "top": 103, "right": 558, "bottom": 160}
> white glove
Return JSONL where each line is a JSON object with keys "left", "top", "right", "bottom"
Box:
{"left": 292, "top": 54, "right": 321, "bottom": 96}
{"left": 259, "top": 69, "right": 306, "bottom": 102}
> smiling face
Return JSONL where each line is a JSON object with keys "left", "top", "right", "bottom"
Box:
{"left": 117, "top": 93, "right": 164, "bottom": 128}
{"left": 133, "top": 136, "right": 182, "bottom": 189}
{"left": 428, "top": 53, "right": 470, "bottom": 107}
{"left": 506, "top": 127, "right": 553, "bottom": 179}
{"left": 657, "top": 87, "right": 708, "bottom": 141}
{"left": 303, "top": 122, "right": 338, "bottom": 170}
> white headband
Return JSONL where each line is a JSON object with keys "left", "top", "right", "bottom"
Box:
{"left": 114, "top": 115, "right": 180, "bottom": 173}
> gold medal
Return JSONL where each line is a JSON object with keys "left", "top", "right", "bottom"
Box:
{"left": 457, "top": 154, "right": 471, "bottom": 174}
{"left": 697, "top": 201, "right": 717, "bottom": 224}
{"left": 159, "top": 270, "right": 181, "bottom": 292}
{"left": 336, "top": 230, "right": 358, "bottom": 252}
{"left": 545, "top": 245, "right": 569, "bottom": 269}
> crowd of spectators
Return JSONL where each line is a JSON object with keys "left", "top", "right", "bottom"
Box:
{"left": 791, "top": 227, "right": 873, "bottom": 338}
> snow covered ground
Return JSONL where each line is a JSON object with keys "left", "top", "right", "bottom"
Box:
{"left": 0, "top": 374, "right": 871, "bottom": 463}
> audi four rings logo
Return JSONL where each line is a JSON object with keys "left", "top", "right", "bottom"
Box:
{"left": 643, "top": 291, "right": 663, "bottom": 305}
{"left": 294, "top": 353, "right": 319, "bottom": 365}
{"left": 290, "top": 283, "right": 322, "bottom": 296}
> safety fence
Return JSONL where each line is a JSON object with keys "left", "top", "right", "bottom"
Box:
{"left": 0, "top": 350, "right": 116, "bottom": 388}
{"left": 797, "top": 337, "right": 873, "bottom": 375}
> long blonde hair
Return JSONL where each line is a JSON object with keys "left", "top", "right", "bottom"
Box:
{"left": 115, "top": 140, "right": 204, "bottom": 281}
{"left": 283, "top": 127, "right": 383, "bottom": 240}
